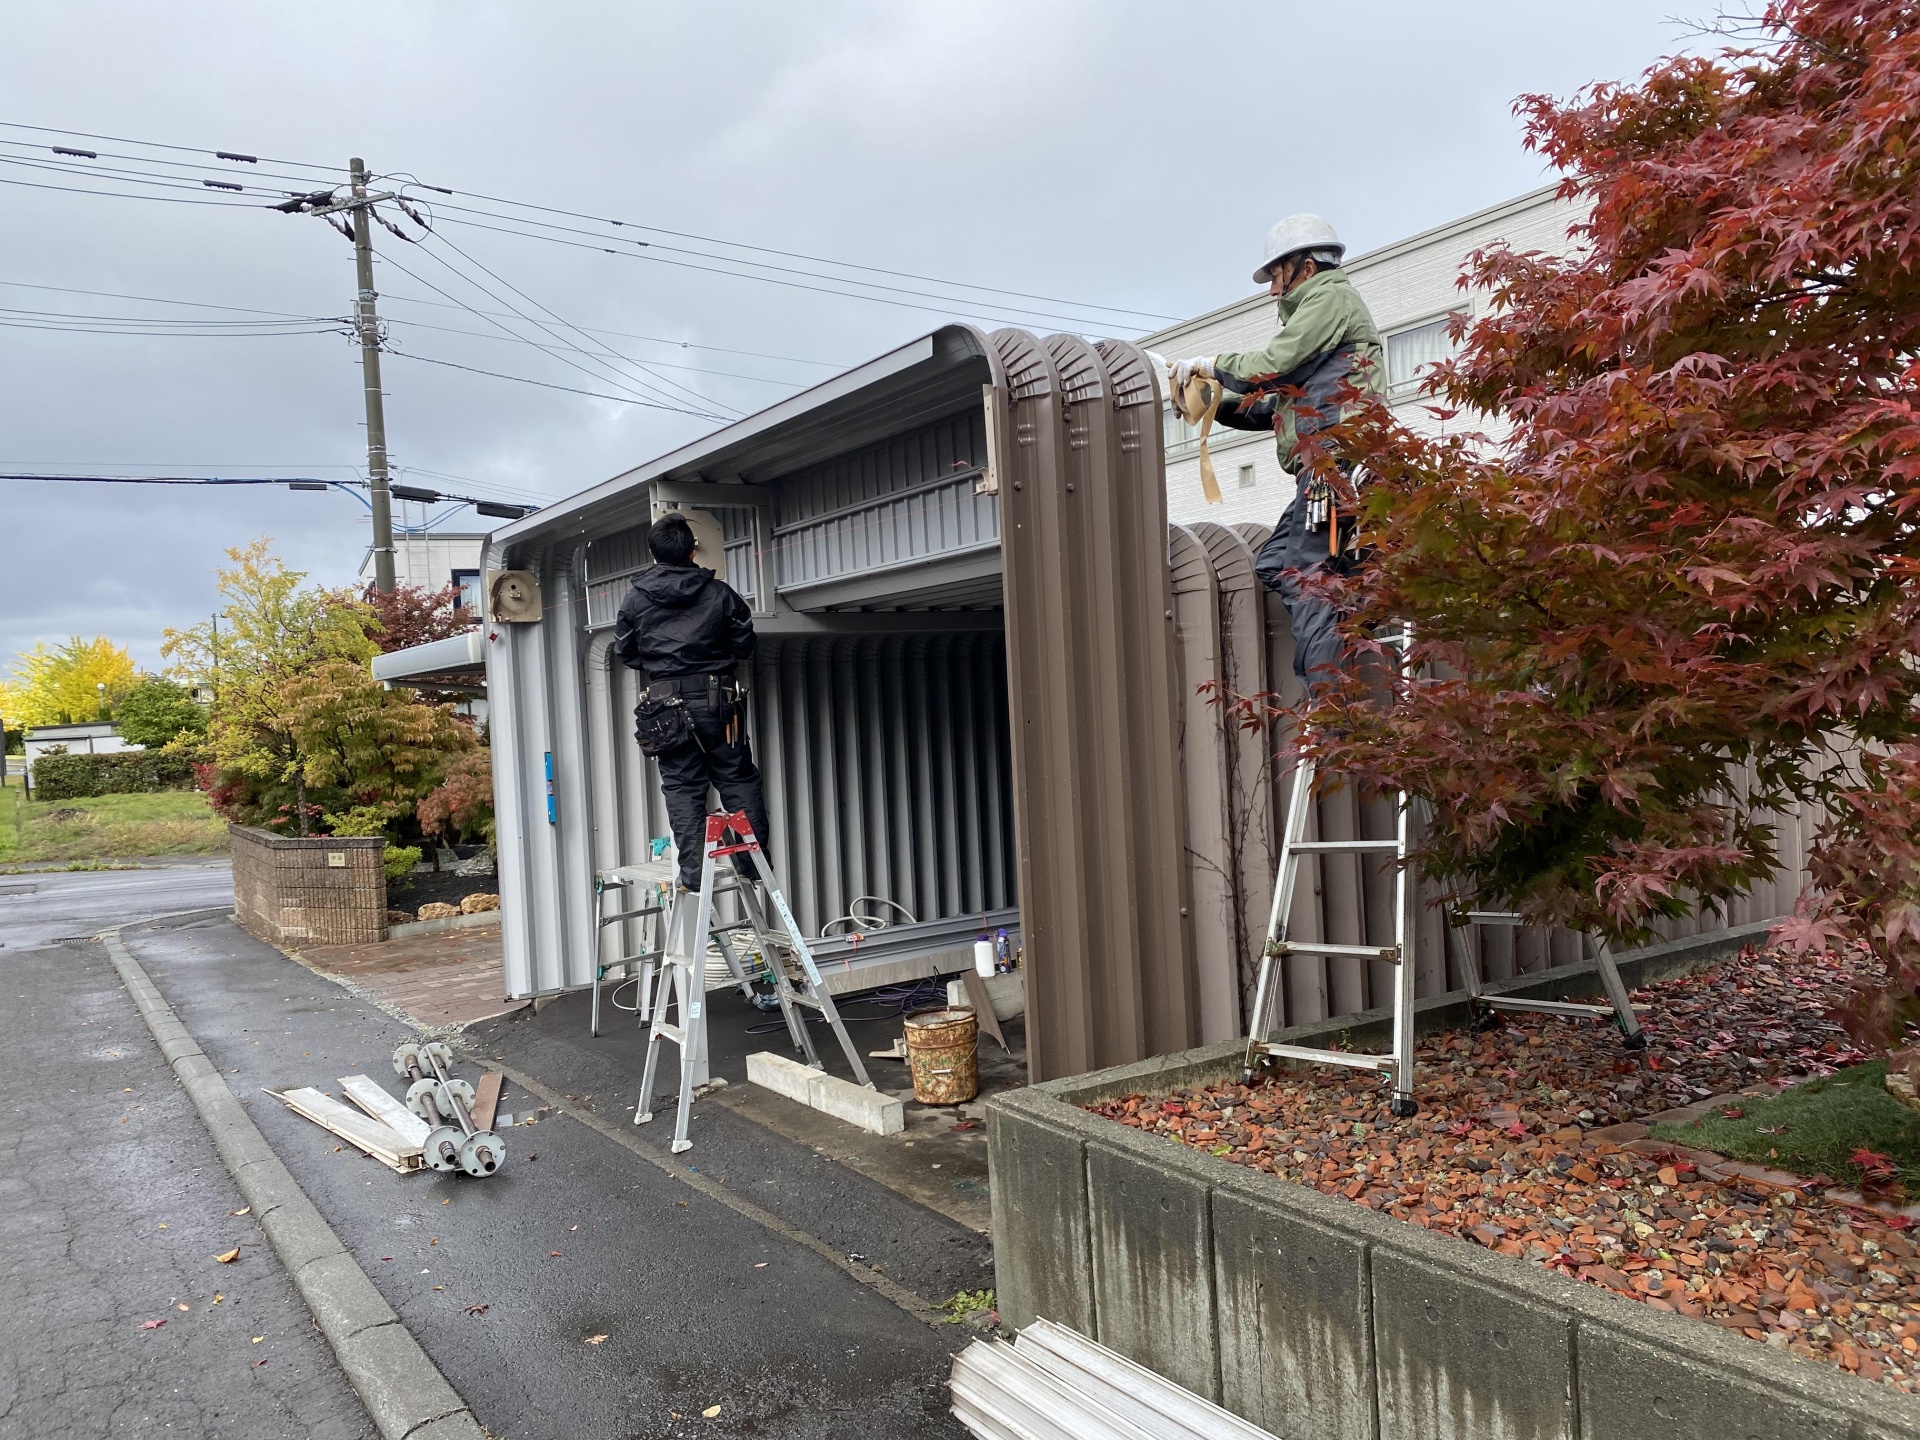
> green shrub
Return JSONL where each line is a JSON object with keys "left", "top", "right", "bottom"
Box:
{"left": 32, "top": 748, "right": 197, "bottom": 801}
{"left": 383, "top": 844, "right": 422, "bottom": 882}
{"left": 116, "top": 678, "right": 208, "bottom": 748}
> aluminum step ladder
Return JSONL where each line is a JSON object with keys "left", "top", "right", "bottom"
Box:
{"left": 1241, "top": 731, "right": 1422, "bottom": 1116}
{"left": 1447, "top": 907, "right": 1646, "bottom": 1046}
{"left": 635, "top": 810, "right": 872, "bottom": 1153}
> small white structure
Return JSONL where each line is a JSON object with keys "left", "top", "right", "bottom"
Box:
{"left": 23, "top": 721, "right": 142, "bottom": 764}
{"left": 1144, "top": 185, "right": 1584, "bottom": 526}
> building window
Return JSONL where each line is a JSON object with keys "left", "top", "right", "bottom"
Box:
{"left": 1163, "top": 404, "right": 1201, "bottom": 452}
{"left": 1386, "top": 313, "right": 1465, "bottom": 394}
{"left": 451, "top": 569, "right": 482, "bottom": 616}
{"left": 1237, "top": 463, "right": 1256, "bottom": 489}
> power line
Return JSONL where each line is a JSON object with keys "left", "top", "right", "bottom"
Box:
{"left": 392, "top": 183, "right": 1180, "bottom": 322}
{"left": 383, "top": 350, "right": 729, "bottom": 418}
{"left": 0, "top": 472, "right": 348, "bottom": 486}
{"left": 1, "top": 119, "right": 1170, "bottom": 330}
{"left": 382, "top": 315, "right": 809, "bottom": 387}
{"left": 420, "top": 228, "right": 740, "bottom": 416}
{"left": 376, "top": 243, "right": 733, "bottom": 418}
{"left": 0, "top": 120, "right": 344, "bottom": 175}
{"left": 0, "top": 172, "right": 263, "bottom": 209}
{"left": 418, "top": 197, "right": 1166, "bottom": 330}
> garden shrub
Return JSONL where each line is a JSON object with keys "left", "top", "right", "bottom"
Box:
{"left": 32, "top": 748, "right": 197, "bottom": 800}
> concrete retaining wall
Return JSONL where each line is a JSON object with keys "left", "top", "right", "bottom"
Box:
{"left": 988, "top": 928, "right": 1920, "bottom": 1439}
{"left": 230, "top": 825, "right": 386, "bottom": 949}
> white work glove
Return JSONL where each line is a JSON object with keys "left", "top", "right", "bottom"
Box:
{"left": 1171, "top": 356, "right": 1215, "bottom": 391}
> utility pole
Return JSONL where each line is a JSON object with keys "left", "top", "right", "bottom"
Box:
{"left": 349, "top": 158, "right": 396, "bottom": 592}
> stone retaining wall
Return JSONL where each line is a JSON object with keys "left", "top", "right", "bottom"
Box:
{"left": 988, "top": 926, "right": 1920, "bottom": 1439}
{"left": 229, "top": 825, "right": 386, "bottom": 949}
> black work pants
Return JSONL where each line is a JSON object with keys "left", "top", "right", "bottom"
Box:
{"left": 649, "top": 695, "right": 772, "bottom": 888}
{"left": 1252, "top": 473, "right": 1359, "bottom": 689}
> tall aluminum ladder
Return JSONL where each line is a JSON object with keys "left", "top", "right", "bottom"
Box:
{"left": 635, "top": 810, "right": 872, "bottom": 1153}
{"left": 1242, "top": 625, "right": 1421, "bottom": 1115}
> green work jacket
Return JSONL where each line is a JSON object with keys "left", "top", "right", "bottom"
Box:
{"left": 1213, "top": 268, "right": 1385, "bottom": 474}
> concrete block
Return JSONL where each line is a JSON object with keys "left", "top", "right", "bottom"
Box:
{"left": 946, "top": 968, "right": 1025, "bottom": 1020}
{"left": 1576, "top": 1320, "right": 1853, "bottom": 1440}
{"left": 296, "top": 1250, "right": 400, "bottom": 1343}
{"left": 260, "top": 1194, "right": 349, "bottom": 1276}
{"left": 746, "top": 1050, "right": 814, "bottom": 1104}
{"left": 1086, "top": 1141, "right": 1221, "bottom": 1404}
{"left": 1371, "top": 1245, "right": 1574, "bottom": 1440}
{"left": 1210, "top": 1172, "right": 1375, "bottom": 1440}
{"left": 745, "top": 1051, "right": 904, "bottom": 1136}
{"left": 803, "top": 1069, "right": 904, "bottom": 1136}
{"left": 987, "top": 1092, "right": 1094, "bottom": 1335}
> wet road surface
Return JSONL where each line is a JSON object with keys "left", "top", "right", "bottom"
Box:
{"left": 0, "top": 866, "right": 372, "bottom": 1439}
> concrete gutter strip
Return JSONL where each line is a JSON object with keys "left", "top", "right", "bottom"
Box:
{"left": 100, "top": 928, "right": 486, "bottom": 1440}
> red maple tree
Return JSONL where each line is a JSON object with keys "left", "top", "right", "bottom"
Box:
{"left": 1283, "top": 2, "right": 1920, "bottom": 1039}
{"left": 358, "top": 583, "right": 474, "bottom": 655}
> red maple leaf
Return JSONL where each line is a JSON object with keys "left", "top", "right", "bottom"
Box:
{"left": 1851, "top": 1147, "right": 1898, "bottom": 1183}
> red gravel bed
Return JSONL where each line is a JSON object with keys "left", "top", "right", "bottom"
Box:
{"left": 1085, "top": 948, "right": 1920, "bottom": 1389}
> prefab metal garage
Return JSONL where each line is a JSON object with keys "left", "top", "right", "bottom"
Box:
{"left": 475, "top": 324, "right": 1819, "bottom": 1084}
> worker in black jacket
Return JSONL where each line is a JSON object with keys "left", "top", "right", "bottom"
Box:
{"left": 611, "top": 512, "right": 771, "bottom": 890}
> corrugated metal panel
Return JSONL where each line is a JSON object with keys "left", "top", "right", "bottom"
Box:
{"left": 773, "top": 410, "right": 999, "bottom": 592}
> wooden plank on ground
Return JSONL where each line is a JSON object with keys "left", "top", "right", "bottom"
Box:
{"left": 470, "top": 1070, "right": 503, "bottom": 1132}
{"left": 270, "top": 1087, "right": 422, "bottom": 1173}
{"left": 338, "top": 1074, "right": 432, "bottom": 1149}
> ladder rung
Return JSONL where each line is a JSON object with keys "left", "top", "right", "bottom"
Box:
{"left": 1274, "top": 941, "right": 1399, "bottom": 961}
{"left": 598, "top": 905, "right": 663, "bottom": 927}
{"left": 1253, "top": 1042, "right": 1397, "bottom": 1073}
{"left": 1483, "top": 997, "right": 1650, "bottom": 1018}
{"left": 1287, "top": 840, "right": 1400, "bottom": 853}
{"left": 655, "top": 1023, "right": 686, "bottom": 1046}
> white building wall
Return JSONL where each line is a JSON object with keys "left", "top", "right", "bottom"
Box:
{"left": 358, "top": 532, "right": 488, "bottom": 604}
{"left": 1144, "top": 186, "right": 1585, "bottom": 528}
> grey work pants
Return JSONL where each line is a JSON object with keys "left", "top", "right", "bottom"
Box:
{"left": 1252, "top": 475, "right": 1358, "bottom": 688}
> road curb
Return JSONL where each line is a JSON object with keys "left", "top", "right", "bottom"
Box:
{"left": 100, "top": 927, "right": 487, "bottom": 1440}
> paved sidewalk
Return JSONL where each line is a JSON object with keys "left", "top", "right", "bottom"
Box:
{"left": 0, "top": 934, "right": 373, "bottom": 1439}
{"left": 126, "top": 911, "right": 970, "bottom": 1439}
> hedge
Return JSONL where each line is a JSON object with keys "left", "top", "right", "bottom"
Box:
{"left": 31, "top": 749, "right": 198, "bottom": 801}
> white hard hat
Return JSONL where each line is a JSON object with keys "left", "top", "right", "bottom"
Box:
{"left": 1254, "top": 214, "right": 1345, "bottom": 284}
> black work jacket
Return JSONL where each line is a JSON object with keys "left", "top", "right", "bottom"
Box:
{"left": 611, "top": 564, "right": 755, "bottom": 680}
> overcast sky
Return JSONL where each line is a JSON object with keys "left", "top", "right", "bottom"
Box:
{"left": 1, "top": 1, "right": 1711, "bottom": 674}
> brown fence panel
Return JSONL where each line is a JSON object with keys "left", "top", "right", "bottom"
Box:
{"left": 993, "top": 330, "right": 1195, "bottom": 1080}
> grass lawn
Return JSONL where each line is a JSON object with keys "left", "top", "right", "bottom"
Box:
{"left": 0, "top": 785, "right": 228, "bottom": 866}
{"left": 1652, "top": 1059, "right": 1920, "bottom": 1191}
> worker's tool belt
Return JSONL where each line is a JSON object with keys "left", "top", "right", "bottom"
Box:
{"left": 632, "top": 673, "right": 741, "bottom": 756}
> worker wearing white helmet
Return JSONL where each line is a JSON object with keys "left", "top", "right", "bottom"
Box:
{"left": 1171, "top": 215, "right": 1386, "bottom": 686}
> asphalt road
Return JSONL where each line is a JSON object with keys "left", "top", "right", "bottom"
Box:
{"left": 0, "top": 860, "right": 234, "bottom": 949}
{"left": 0, "top": 868, "right": 374, "bottom": 1439}
{"left": 118, "top": 884, "right": 971, "bottom": 1438}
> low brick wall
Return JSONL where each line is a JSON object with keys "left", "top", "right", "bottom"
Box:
{"left": 988, "top": 926, "right": 1920, "bottom": 1440}
{"left": 229, "top": 825, "right": 386, "bottom": 949}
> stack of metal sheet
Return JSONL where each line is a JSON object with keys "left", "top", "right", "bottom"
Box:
{"left": 949, "top": 1319, "right": 1277, "bottom": 1440}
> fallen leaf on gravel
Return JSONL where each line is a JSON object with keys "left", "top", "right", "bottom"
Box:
{"left": 464, "top": 1304, "right": 488, "bottom": 1317}
{"left": 230, "top": 1207, "right": 250, "bottom": 1216}
{"left": 251, "top": 1359, "right": 268, "bottom": 1369}
{"left": 215, "top": 1249, "right": 240, "bottom": 1264}
{"left": 585, "top": 1334, "right": 607, "bottom": 1345}
{"left": 212, "top": 1294, "right": 223, "bottom": 1305}
{"left": 754, "top": 1262, "right": 768, "bottom": 1269}
{"left": 177, "top": 1304, "right": 189, "bottom": 1312}
{"left": 702, "top": 1405, "right": 722, "bottom": 1418}
{"left": 1720, "top": 1108, "right": 1745, "bottom": 1120}
{"left": 441, "top": 1198, "right": 450, "bottom": 1205}
{"left": 141, "top": 1319, "right": 167, "bottom": 1330}
{"left": 550, "top": 1251, "right": 562, "bottom": 1257}
{"left": 250, "top": 1336, "right": 263, "bottom": 1344}
{"left": 569, "top": 1225, "right": 579, "bottom": 1232}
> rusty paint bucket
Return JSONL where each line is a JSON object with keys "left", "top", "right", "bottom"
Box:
{"left": 903, "top": 1006, "right": 979, "bottom": 1105}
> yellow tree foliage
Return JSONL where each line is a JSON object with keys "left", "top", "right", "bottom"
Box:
{"left": 0, "top": 637, "right": 138, "bottom": 727}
